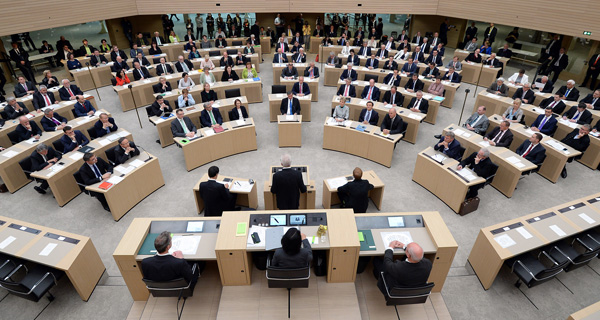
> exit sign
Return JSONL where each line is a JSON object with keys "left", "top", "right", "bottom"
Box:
{"left": 583, "top": 31, "right": 592, "bottom": 36}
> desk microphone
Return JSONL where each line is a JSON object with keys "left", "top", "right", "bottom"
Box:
{"left": 136, "top": 145, "right": 153, "bottom": 162}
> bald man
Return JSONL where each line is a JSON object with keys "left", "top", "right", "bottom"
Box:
{"left": 373, "top": 241, "right": 432, "bottom": 296}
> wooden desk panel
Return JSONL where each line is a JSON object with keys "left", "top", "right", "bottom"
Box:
{"left": 322, "top": 170, "right": 384, "bottom": 210}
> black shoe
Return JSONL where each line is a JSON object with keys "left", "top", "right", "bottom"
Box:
{"left": 434, "top": 134, "right": 442, "bottom": 139}
{"left": 34, "top": 186, "right": 46, "bottom": 194}
{"left": 561, "top": 167, "right": 567, "bottom": 178}
{"left": 155, "top": 139, "right": 161, "bottom": 144}
{"left": 103, "top": 205, "right": 111, "bottom": 212}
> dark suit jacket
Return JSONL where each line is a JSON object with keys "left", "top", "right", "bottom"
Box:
{"left": 219, "top": 57, "right": 234, "bottom": 67}
{"left": 14, "top": 81, "right": 37, "bottom": 97}
{"left": 401, "top": 63, "right": 418, "bottom": 74}
{"left": 136, "top": 37, "right": 149, "bottom": 47}
{"left": 183, "top": 42, "right": 196, "bottom": 51}
{"left": 580, "top": 94, "right": 600, "bottom": 110}
{"left": 280, "top": 98, "right": 301, "bottom": 114}
{"left": 229, "top": 106, "right": 249, "bottom": 120}
{"left": 421, "top": 67, "right": 440, "bottom": 78}
{"left": 199, "top": 180, "right": 233, "bottom": 216}
{"left": 485, "top": 127, "right": 514, "bottom": 147}
{"left": 111, "top": 61, "right": 129, "bottom": 73}
{"left": 361, "top": 86, "right": 381, "bottom": 101}
{"left": 382, "top": 74, "right": 401, "bottom": 87}
{"left": 152, "top": 36, "right": 166, "bottom": 45}
{"left": 132, "top": 67, "right": 151, "bottom": 80}
{"left": 175, "top": 60, "right": 195, "bottom": 72}
{"left": 291, "top": 53, "right": 306, "bottom": 63}
{"left": 407, "top": 98, "right": 429, "bottom": 114}
{"left": 465, "top": 53, "right": 482, "bottom": 63}
{"left": 382, "top": 91, "right": 403, "bottom": 107}
{"left": 433, "top": 137, "right": 462, "bottom": 160}
{"left": 443, "top": 72, "right": 462, "bottom": 83}
{"left": 272, "top": 53, "right": 289, "bottom": 63}
{"left": 30, "top": 147, "right": 62, "bottom": 172}
{"left": 516, "top": 141, "right": 546, "bottom": 165}
{"left": 512, "top": 88, "right": 535, "bottom": 104}
{"left": 534, "top": 78, "right": 554, "bottom": 93}
{"left": 383, "top": 60, "right": 398, "bottom": 70}
{"left": 405, "top": 79, "right": 424, "bottom": 92}
{"left": 556, "top": 86, "right": 579, "bottom": 101}
{"left": 61, "top": 130, "right": 89, "bottom": 152}
{"left": 141, "top": 255, "right": 194, "bottom": 283}
{"left": 358, "top": 108, "right": 380, "bottom": 125}
{"left": 425, "top": 55, "right": 443, "bottom": 66}
{"left": 4, "top": 102, "right": 29, "bottom": 119}
{"left": 358, "top": 46, "right": 372, "bottom": 56}
{"left": 271, "top": 239, "right": 312, "bottom": 268}
{"left": 221, "top": 70, "right": 239, "bottom": 82}
{"left": 114, "top": 141, "right": 140, "bottom": 165}
{"left": 270, "top": 168, "right": 307, "bottom": 210}
{"left": 497, "top": 48, "right": 513, "bottom": 58}
{"left": 380, "top": 114, "right": 403, "bottom": 134}
{"left": 15, "top": 122, "right": 42, "bottom": 142}
{"left": 110, "top": 50, "right": 128, "bottom": 62}
{"left": 90, "top": 55, "right": 108, "bottom": 66}
{"left": 170, "top": 116, "right": 196, "bottom": 137}
{"left": 340, "top": 69, "right": 357, "bottom": 81}
{"left": 484, "top": 58, "right": 503, "bottom": 68}
{"left": 40, "top": 113, "right": 67, "bottom": 132}
{"left": 531, "top": 115, "right": 557, "bottom": 136}
{"left": 412, "top": 36, "right": 423, "bottom": 45}
{"left": 377, "top": 249, "right": 432, "bottom": 295}
{"left": 303, "top": 67, "right": 320, "bottom": 78}
{"left": 79, "top": 45, "right": 95, "bottom": 56}
{"left": 281, "top": 67, "right": 298, "bottom": 78}
{"left": 292, "top": 82, "right": 310, "bottom": 95}
{"left": 74, "top": 100, "right": 96, "bottom": 117}
{"left": 550, "top": 54, "right": 569, "bottom": 70}
{"left": 346, "top": 55, "right": 360, "bottom": 66}
{"left": 563, "top": 106, "right": 592, "bottom": 125}
{"left": 459, "top": 153, "right": 496, "bottom": 179}
{"left": 150, "top": 100, "right": 173, "bottom": 117}
{"left": 94, "top": 118, "right": 119, "bottom": 137}
{"left": 561, "top": 129, "right": 590, "bottom": 153}
{"left": 201, "top": 90, "right": 218, "bottom": 102}
{"left": 152, "top": 82, "right": 172, "bottom": 94}
{"left": 200, "top": 108, "right": 223, "bottom": 127}
{"left": 338, "top": 179, "right": 374, "bottom": 213}
{"left": 484, "top": 26, "right": 497, "bottom": 42}
{"left": 215, "top": 39, "right": 228, "bottom": 47}
{"left": 365, "top": 58, "right": 379, "bottom": 69}
{"left": 539, "top": 97, "right": 566, "bottom": 115}
{"left": 58, "top": 85, "right": 83, "bottom": 101}
{"left": 336, "top": 84, "right": 356, "bottom": 97}
{"left": 411, "top": 51, "right": 425, "bottom": 63}
{"left": 375, "top": 49, "right": 388, "bottom": 58}
{"left": 154, "top": 64, "right": 173, "bottom": 77}
{"left": 32, "top": 92, "right": 57, "bottom": 110}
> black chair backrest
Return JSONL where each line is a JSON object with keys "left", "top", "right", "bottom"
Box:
{"left": 71, "top": 109, "right": 77, "bottom": 118}
{"left": 226, "top": 49, "right": 238, "bottom": 55}
{"left": 18, "top": 157, "right": 33, "bottom": 180}
{"left": 398, "top": 121, "right": 408, "bottom": 136}
{"left": 8, "top": 130, "right": 20, "bottom": 144}
{"left": 142, "top": 278, "right": 193, "bottom": 298}
{"left": 228, "top": 109, "right": 236, "bottom": 121}
{"left": 225, "top": 88, "right": 241, "bottom": 98}
{"left": 534, "top": 257, "right": 569, "bottom": 281}
{"left": 486, "top": 163, "right": 499, "bottom": 182}
{"left": 0, "top": 111, "right": 8, "bottom": 120}
{"left": 145, "top": 106, "right": 153, "bottom": 118}
{"left": 152, "top": 57, "right": 162, "bottom": 64}
{"left": 72, "top": 171, "right": 89, "bottom": 195}
{"left": 0, "top": 280, "right": 30, "bottom": 296}
{"left": 364, "top": 74, "right": 378, "bottom": 83}
{"left": 86, "top": 127, "right": 97, "bottom": 140}
{"left": 457, "top": 146, "right": 466, "bottom": 161}
{"left": 209, "top": 50, "right": 220, "bottom": 57}
{"left": 105, "top": 147, "right": 117, "bottom": 165}
{"left": 272, "top": 85, "right": 287, "bottom": 94}
{"left": 52, "top": 140, "right": 64, "bottom": 154}
{"left": 266, "top": 259, "right": 310, "bottom": 289}
{"left": 232, "top": 41, "right": 242, "bottom": 46}
{"left": 386, "top": 281, "right": 435, "bottom": 306}
{"left": 110, "top": 78, "right": 117, "bottom": 86}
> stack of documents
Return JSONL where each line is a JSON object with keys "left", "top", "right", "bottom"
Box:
{"left": 380, "top": 231, "right": 413, "bottom": 247}
{"left": 506, "top": 156, "right": 526, "bottom": 168}
{"left": 327, "top": 177, "right": 348, "bottom": 190}
{"left": 231, "top": 180, "right": 253, "bottom": 192}
{"left": 129, "top": 159, "right": 145, "bottom": 168}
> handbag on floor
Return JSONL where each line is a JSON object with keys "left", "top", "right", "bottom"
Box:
{"left": 458, "top": 197, "right": 479, "bottom": 216}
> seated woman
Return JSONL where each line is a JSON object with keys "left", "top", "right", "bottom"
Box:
{"left": 200, "top": 68, "right": 216, "bottom": 85}
{"left": 271, "top": 228, "right": 313, "bottom": 268}
{"left": 149, "top": 42, "right": 162, "bottom": 55}
{"left": 189, "top": 46, "right": 201, "bottom": 60}
{"left": 229, "top": 98, "right": 248, "bottom": 120}
{"left": 321, "top": 36, "right": 333, "bottom": 46}
{"left": 66, "top": 53, "right": 82, "bottom": 70}
{"left": 178, "top": 72, "right": 196, "bottom": 90}
{"left": 169, "top": 30, "right": 180, "bottom": 43}
{"left": 428, "top": 76, "right": 445, "bottom": 96}
{"left": 115, "top": 69, "right": 130, "bottom": 86}
{"left": 502, "top": 98, "right": 524, "bottom": 123}
{"left": 242, "top": 62, "right": 257, "bottom": 79}
{"left": 41, "top": 70, "right": 59, "bottom": 88}
{"left": 479, "top": 41, "right": 492, "bottom": 54}
{"left": 221, "top": 66, "right": 239, "bottom": 82}
{"left": 201, "top": 83, "right": 218, "bottom": 102}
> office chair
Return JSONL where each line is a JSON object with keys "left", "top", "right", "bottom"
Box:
{"left": 272, "top": 85, "right": 287, "bottom": 94}
{"left": 225, "top": 88, "right": 241, "bottom": 98}
{"left": 266, "top": 258, "right": 310, "bottom": 319}
{"left": 71, "top": 109, "right": 78, "bottom": 118}
{"left": 104, "top": 148, "right": 117, "bottom": 166}
{"left": 110, "top": 78, "right": 117, "bottom": 86}
{"left": 456, "top": 146, "right": 466, "bottom": 162}
{"left": 380, "top": 271, "right": 435, "bottom": 320}
{"left": 8, "top": 130, "right": 20, "bottom": 145}
{"left": 208, "top": 50, "right": 220, "bottom": 57}
{"left": 481, "top": 163, "right": 499, "bottom": 189}
{"left": 506, "top": 250, "right": 568, "bottom": 288}
{"left": 152, "top": 57, "right": 162, "bottom": 64}
{"left": 0, "top": 111, "right": 8, "bottom": 120}
{"left": 523, "top": 154, "right": 546, "bottom": 176}
{"left": 390, "top": 31, "right": 398, "bottom": 39}
{"left": 52, "top": 140, "right": 65, "bottom": 154}
{"left": 0, "top": 253, "right": 19, "bottom": 280}
{"left": 86, "top": 127, "right": 98, "bottom": 140}
{"left": 548, "top": 236, "right": 600, "bottom": 272}
{"left": 226, "top": 49, "right": 238, "bottom": 55}
{"left": 363, "top": 74, "right": 378, "bottom": 83}
{"left": 142, "top": 263, "right": 198, "bottom": 320}
{"left": 0, "top": 264, "right": 64, "bottom": 302}
{"left": 232, "top": 40, "right": 242, "bottom": 46}
{"left": 18, "top": 156, "right": 40, "bottom": 183}
{"left": 73, "top": 172, "right": 92, "bottom": 197}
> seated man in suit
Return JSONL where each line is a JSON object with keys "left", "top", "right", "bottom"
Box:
{"left": 496, "top": 43, "right": 513, "bottom": 58}
{"left": 446, "top": 56, "right": 462, "bottom": 71}
{"left": 14, "top": 76, "right": 37, "bottom": 97}
{"left": 411, "top": 46, "right": 425, "bottom": 63}
{"left": 79, "top": 153, "right": 112, "bottom": 211}
{"left": 153, "top": 77, "right": 173, "bottom": 94}
{"left": 155, "top": 57, "right": 174, "bottom": 76}
{"left": 516, "top": 133, "right": 546, "bottom": 165}
{"left": 135, "top": 33, "right": 149, "bottom": 47}
{"left": 382, "top": 56, "right": 398, "bottom": 71}
{"left": 407, "top": 91, "right": 429, "bottom": 114}
{"left": 14, "top": 116, "right": 42, "bottom": 142}
{"left": 531, "top": 76, "right": 554, "bottom": 93}
{"left": 141, "top": 231, "right": 200, "bottom": 288}
{"left": 398, "top": 39, "right": 411, "bottom": 51}
{"left": 30, "top": 143, "right": 62, "bottom": 194}
{"left": 484, "top": 52, "right": 503, "bottom": 68}
{"left": 530, "top": 107, "right": 558, "bottom": 136}
{"left": 337, "top": 167, "right": 374, "bottom": 213}
{"left": 337, "top": 78, "right": 356, "bottom": 98}
{"left": 291, "top": 48, "right": 306, "bottom": 63}
{"left": 132, "top": 61, "right": 151, "bottom": 81}
{"left": 59, "top": 79, "right": 84, "bottom": 101}
{"left": 280, "top": 91, "right": 301, "bottom": 115}
{"left": 443, "top": 66, "right": 461, "bottom": 83}
{"left": 151, "top": 31, "right": 166, "bottom": 46}
{"left": 199, "top": 166, "right": 238, "bottom": 216}
{"left": 74, "top": 95, "right": 96, "bottom": 117}
{"left": 218, "top": 52, "right": 234, "bottom": 68}
{"left": 40, "top": 109, "right": 67, "bottom": 132}
{"left": 183, "top": 38, "right": 196, "bottom": 51}
{"left": 4, "top": 97, "right": 29, "bottom": 119}
{"left": 292, "top": 76, "right": 310, "bottom": 97}
{"left": 111, "top": 56, "right": 129, "bottom": 73}
{"left": 457, "top": 148, "right": 496, "bottom": 198}
{"left": 383, "top": 86, "right": 403, "bottom": 107}
{"left": 60, "top": 125, "right": 89, "bottom": 153}
{"left": 175, "top": 55, "right": 195, "bottom": 72}
{"left": 405, "top": 73, "right": 424, "bottom": 93}
{"left": 424, "top": 49, "right": 443, "bottom": 66}
{"left": 304, "top": 62, "right": 319, "bottom": 79}
{"left": 215, "top": 35, "right": 227, "bottom": 48}
{"left": 94, "top": 113, "right": 118, "bottom": 137}
{"left": 401, "top": 58, "right": 418, "bottom": 75}
{"left": 383, "top": 70, "right": 401, "bottom": 87}
{"left": 539, "top": 93, "right": 566, "bottom": 115}
{"left": 150, "top": 96, "right": 173, "bottom": 117}
{"left": 580, "top": 89, "right": 600, "bottom": 110}
{"left": 556, "top": 80, "right": 580, "bottom": 101}
{"left": 463, "top": 106, "right": 489, "bottom": 135}
{"left": 133, "top": 52, "right": 150, "bottom": 67}
{"left": 129, "top": 43, "right": 143, "bottom": 59}
{"left": 340, "top": 63, "right": 358, "bottom": 81}
{"left": 358, "top": 42, "right": 372, "bottom": 57}
{"left": 434, "top": 131, "right": 462, "bottom": 160}
{"left": 372, "top": 241, "right": 432, "bottom": 297}
{"left": 200, "top": 102, "right": 223, "bottom": 128}
{"left": 361, "top": 79, "right": 380, "bottom": 101}
{"left": 563, "top": 103, "right": 593, "bottom": 125}
{"left": 275, "top": 37, "right": 289, "bottom": 53}
{"left": 273, "top": 48, "right": 289, "bottom": 64}
{"left": 113, "top": 137, "right": 140, "bottom": 165}
{"left": 171, "top": 108, "right": 197, "bottom": 138}
{"left": 486, "top": 77, "right": 508, "bottom": 96}
{"left": 281, "top": 63, "right": 298, "bottom": 79}
{"left": 365, "top": 54, "right": 379, "bottom": 69}
{"left": 380, "top": 108, "right": 403, "bottom": 135}
{"left": 375, "top": 44, "right": 388, "bottom": 59}
{"left": 90, "top": 49, "right": 108, "bottom": 66}
{"left": 109, "top": 45, "right": 127, "bottom": 62}
{"left": 512, "top": 82, "right": 535, "bottom": 104}
{"left": 484, "top": 120, "right": 513, "bottom": 147}
{"left": 32, "top": 85, "right": 56, "bottom": 111}
{"left": 359, "top": 101, "right": 379, "bottom": 125}
{"left": 421, "top": 62, "right": 440, "bottom": 79}
{"left": 270, "top": 154, "right": 307, "bottom": 210}
{"left": 560, "top": 124, "right": 591, "bottom": 178}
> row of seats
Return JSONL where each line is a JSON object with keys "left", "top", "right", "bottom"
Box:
{"left": 0, "top": 253, "right": 64, "bottom": 302}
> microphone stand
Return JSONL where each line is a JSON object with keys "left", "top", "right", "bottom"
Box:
{"left": 458, "top": 88, "right": 471, "bottom": 126}
{"left": 136, "top": 145, "right": 153, "bottom": 162}
{"left": 85, "top": 62, "right": 101, "bottom": 101}
{"left": 128, "top": 84, "right": 143, "bottom": 129}
{"left": 473, "top": 62, "right": 484, "bottom": 98}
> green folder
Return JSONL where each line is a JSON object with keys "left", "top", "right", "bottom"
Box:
{"left": 236, "top": 222, "right": 247, "bottom": 236}
{"left": 137, "top": 233, "right": 160, "bottom": 255}
{"left": 358, "top": 230, "right": 376, "bottom": 251}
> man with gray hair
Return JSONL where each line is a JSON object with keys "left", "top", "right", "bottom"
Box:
{"left": 512, "top": 82, "right": 534, "bottom": 104}
{"left": 141, "top": 231, "right": 200, "bottom": 287}
{"left": 30, "top": 143, "right": 62, "bottom": 194}
{"left": 434, "top": 131, "right": 462, "bottom": 160}
{"left": 458, "top": 148, "right": 496, "bottom": 198}
{"left": 4, "top": 97, "right": 29, "bottom": 119}
{"left": 58, "top": 79, "right": 83, "bottom": 101}
{"left": 486, "top": 77, "right": 507, "bottom": 96}
{"left": 270, "top": 154, "right": 307, "bottom": 209}
{"left": 40, "top": 108, "right": 67, "bottom": 132}
{"left": 463, "top": 106, "right": 489, "bottom": 134}
{"left": 32, "top": 85, "right": 57, "bottom": 111}
{"left": 556, "top": 79, "right": 580, "bottom": 102}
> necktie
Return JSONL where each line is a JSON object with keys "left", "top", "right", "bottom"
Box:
{"left": 388, "top": 76, "right": 394, "bottom": 85}
{"left": 162, "top": 64, "right": 166, "bottom": 73}
{"left": 51, "top": 117, "right": 60, "bottom": 125}
{"left": 366, "top": 110, "right": 371, "bottom": 122}
{"left": 593, "top": 98, "right": 598, "bottom": 105}
{"left": 180, "top": 119, "right": 189, "bottom": 133}
{"left": 182, "top": 62, "right": 189, "bottom": 72}
{"left": 344, "top": 86, "right": 349, "bottom": 96}
{"left": 67, "top": 87, "right": 74, "bottom": 97}
{"left": 310, "top": 69, "right": 314, "bottom": 77}
{"left": 391, "top": 94, "right": 395, "bottom": 105}
{"left": 573, "top": 111, "right": 580, "bottom": 120}
{"left": 565, "top": 89, "right": 571, "bottom": 97}
{"left": 470, "top": 115, "right": 480, "bottom": 126}
{"left": 42, "top": 154, "right": 47, "bottom": 162}
{"left": 539, "top": 117, "right": 548, "bottom": 129}
{"left": 297, "top": 55, "right": 301, "bottom": 63}
{"left": 44, "top": 95, "right": 51, "bottom": 106}
{"left": 595, "top": 56, "right": 600, "bottom": 66}
{"left": 82, "top": 102, "right": 87, "bottom": 111}
{"left": 157, "top": 37, "right": 162, "bottom": 45}
{"left": 288, "top": 100, "right": 293, "bottom": 115}
{"left": 522, "top": 144, "right": 534, "bottom": 157}
{"left": 555, "top": 55, "right": 561, "bottom": 66}
{"left": 413, "top": 81, "right": 416, "bottom": 90}
{"left": 299, "top": 83, "right": 302, "bottom": 94}
{"left": 367, "top": 87, "right": 373, "bottom": 99}
{"left": 281, "top": 43, "right": 284, "bottom": 52}
{"left": 370, "top": 59, "right": 374, "bottom": 67}
{"left": 415, "top": 53, "right": 419, "bottom": 61}
{"left": 92, "top": 164, "right": 102, "bottom": 178}
{"left": 279, "top": 54, "right": 282, "bottom": 63}
{"left": 550, "top": 101, "right": 557, "bottom": 108}
{"left": 139, "top": 69, "right": 144, "bottom": 79}
{"left": 522, "top": 91, "right": 527, "bottom": 99}
{"left": 23, "top": 83, "right": 28, "bottom": 91}
{"left": 497, "top": 85, "right": 501, "bottom": 91}
{"left": 415, "top": 99, "right": 421, "bottom": 110}
{"left": 493, "top": 130, "right": 505, "bottom": 143}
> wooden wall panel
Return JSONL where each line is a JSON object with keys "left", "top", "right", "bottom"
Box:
{"left": 135, "top": 0, "right": 290, "bottom": 14}
{"left": 410, "top": 15, "right": 467, "bottom": 48}
{"left": 289, "top": 0, "right": 438, "bottom": 14}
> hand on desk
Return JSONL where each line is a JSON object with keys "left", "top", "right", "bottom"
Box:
{"left": 102, "top": 173, "right": 111, "bottom": 180}
{"left": 388, "top": 240, "right": 404, "bottom": 249}
{"left": 185, "top": 132, "right": 195, "bottom": 138}
{"left": 466, "top": 124, "right": 474, "bottom": 130}
{"left": 301, "top": 233, "right": 307, "bottom": 240}
{"left": 172, "top": 250, "right": 184, "bottom": 259}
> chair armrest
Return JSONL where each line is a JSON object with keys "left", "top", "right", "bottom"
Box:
{"left": 5, "top": 264, "right": 28, "bottom": 280}
{"left": 29, "top": 272, "right": 58, "bottom": 294}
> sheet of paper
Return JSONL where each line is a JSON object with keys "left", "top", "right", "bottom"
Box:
{"left": 431, "top": 153, "right": 446, "bottom": 162}
{"left": 107, "top": 176, "right": 124, "bottom": 184}
{"left": 506, "top": 156, "right": 520, "bottom": 164}
{"left": 327, "top": 177, "right": 348, "bottom": 190}
{"left": 98, "top": 139, "right": 111, "bottom": 146}
{"left": 236, "top": 119, "right": 245, "bottom": 126}
{"left": 380, "top": 231, "right": 413, "bottom": 247}
{"left": 285, "top": 115, "right": 294, "bottom": 121}
{"left": 494, "top": 234, "right": 516, "bottom": 249}
{"left": 0, "top": 236, "right": 16, "bottom": 249}
{"left": 231, "top": 180, "right": 254, "bottom": 193}
{"left": 549, "top": 225, "right": 567, "bottom": 237}
{"left": 454, "top": 128, "right": 466, "bottom": 136}
{"left": 247, "top": 226, "right": 267, "bottom": 245}
{"left": 479, "top": 141, "right": 490, "bottom": 147}
{"left": 515, "top": 227, "right": 533, "bottom": 239}
{"left": 308, "top": 236, "right": 319, "bottom": 245}
{"left": 117, "top": 131, "right": 130, "bottom": 138}
{"left": 2, "top": 150, "right": 18, "bottom": 158}
{"left": 69, "top": 152, "right": 84, "bottom": 160}
{"left": 186, "top": 221, "right": 204, "bottom": 232}
{"left": 515, "top": 162, "right": 525, "bottom": 168}
{"left": 106, "top": 134, "right": 119, "bottom": 142}
{"left": 169, "top": 235, "right": 201, "bottom": 255}
{"left": 114, "top": 165, "right": 134, "bottom": 175}
{"left": 579, "top": 213, "right": 596, "bottom": 224}
{"left": 408, "top": 114, "right": 421, "bottom": 120}
{"left": 129, "top": 159, "right": 145, "bottom": 168}
{"left": 39, "top": 243, "right": 58, "bottom": 256}
{"left": 204, "top": 129, "right": 215, "bottom": 136}
{"left": 24, "top": 137, "right": 36, "bottom": 144}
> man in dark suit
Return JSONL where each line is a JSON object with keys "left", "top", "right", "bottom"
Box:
{"left": 304, "top": 62, "right": 319, "bottom": 78}
{"left": 556, "top": 81, "right": 580, "bottom": 101}
{"left": 183, "top": 39, "right": 196, "bottom": 52}
{"left": 218, "top": 52, "right": 234, "bottom": 68}
{"left": 273, "top": 48, "right": 288, "bottom": 63}
{"left": 539, "top": 94, "right": 567, "bottom": 115}
{"left": 292, "top": 77, "right": 310, "bottom": 96}
{"left": 382, "top": 86, "right": 403, "bottom": 107}
{"left": 153, "top": 78, "right": 173, "bottom": 94}
{"left": 337, "top": 167, "right": 374, "bottom": 213}
{"left": 560, "top": 125, "right": 591, "bottom": 178}
{"left": 382, "top": 57, "right": 398, "bottom": 71}
{"left": 418, "top": 38, "right": 431, "bottom": 54}
{"left": 270, "top": 154, "right": 307, "bottom": 210}
{"left": 40, "top": 109, "right": 67, "bottom": 132}
{"left": 375, "top": 45, "right": 388, "bottom": 59}
{"left": 38, "top": 40, "right": 56, "bottom": 67}
{"left": 4, "top": 97, "right": 29, "bottom": 119}
{"left": 512, "top": 83, "right": 535, "bottom": 104}
{"left": 361, "top": 79, "right": 380, "bottom": 101}
{"left": 380, "top": 108, "right": 403, "bottom": 135}
{"left": 484, "top": 120, "right": 513, "bottom": 148}
{"left": 484, "top": 23, "right": 497, "bottom": 44}
{"left": 443, "top": 67, "right": 462, "bottom": 83}
{"left": 281, "top": 63, "right": 298, "bottom": 79}
{"left": 359, "top": 101, "right": 379, "bottom": 125}
{"left": 79, "top": 39, "right": 95, "bottom": 56}
{"left": 30, "top": 143, "right": 62, "bottom": 194}
{"left": 434, "top": 132, "right": 462, "bottom": 160}
{"left": 405, "top": 73, "right": 424, "bottom": 93}
{"left": 358, "top": 42, "right": 371, "bottom": 57}
{"left": 280, "top": 91, "right": 301, "bottom": 115}
{"left": 412, "top": 32, "right": 423, "bottom": 45}
{"left": 486, "top": 78, "right": 508, "bottom": 96}
{"left": 151, "top": 31, "right": 166, "bottom": 46}
{"left": 59, "top": 79, "right": 83, "bottom": 101}
{"left": 113, "top": 137, "right": 140, "bottom": 165}
{"left": 340, "top": 64, "right": 358, "bottom": 81}
{"left": 199, "top": 166, "right": 238, "bottom": 216}
{"left": 580, "top": 90, "right": 600, "bottom": 110}
{"left": 581, "top": 53, "right": 600, "bottom": 89}
{"left": 401, "top": 58, "right": 418, "bottom": 74}
{"left": 421, "top": 62, "right": 440, "bottom": 79}
{"left": 79, "top": 153, "right": 113, "bottom": 211}
{"left": 55, "top": 36, "right": 73, "bottom": 52}
{"left": 151, "top": 96, "right": 173, "bottom": 117}
{"left": 530, "top": 107, "right": 558, "bottom": 136}
{"left": 215, "top": 36, "right": 227, "bottom": 48}
{"left": 135, "top": 33, "right": 149, "bottom": 47}
{"left": 32, "top": 86, "right": 56, "bottom": 111}
{"left": 14, "top": 76, "right": 37, "bottom": 97}
{"left": 383, "top": 70, "right": 401, "bottom": 87}
{"left": 516, "top": 133, "right": 546, "bottom": 165}
{"left": 14, "top": 116, "right": 42, "bottom": 142}
{"left": 9, "top": 42, "right": 35, "bottom": 82}
{"left": 346, "top": 52, "right": 360, "bottom": 66}
{"left": 109, "top": 46, "right": 128, "bottom": 62}
{"left": 547, "top": 48, "right": 568, "bottom": 83}
{"left": 291, "top": 48, "right": 306, "bottom": 63}
{"left": 175, "top": 56, "right": 195, "bottom": 72}
{"left": 155, "top": 57, "right": 174, "bottom": 76}
{"left": 365, "top": 54, "right": 379, "bottom": 69}
{"left": 532, "top": 76, "right": 554, "bottom": 93}
{"left": 200, "top": 103, "right": 223, "bottom": 128}
{"left": 372, "top": 241, "right": 432, "bottom": 297}
{"left": 132, "top": 62, "right": 151, "bottom": 81}
{"left": 337, "top": 78, "right": 356, "bottom": 98}
{"left": 133, "top": 52, "right": 151, "bottom": 67}
{"left": 94, "top": 113, "right": 119, "bottom": 137}
{"left": 425, "top": 50, "right": 443, "bottom": 66}
{"left": 111, "top": 56, "right": 129, "bottom": 73}
{"left": 171, "top": 109, "right": 197, "bottom": 138}
{"left": 540, "top": 34, "right": 561, "bottom": 61}
{"left": 407, "top": 91, "right": 429, "bottom": 114}
{"left": 458, "top": 148, "right": 496, "bottom": 198}
{"left": 90, "top": 49, "right": 108, "bottom": 66}
{"left": 74, "top": 96, "right": 96, "bottom": 117}
{"left": 562, "top": 103, "right": 592, "bottom": 125}
{"left": 484, "top": 52, "right": 503, "bottom": 69}
{"left": 496, "top": 44, "right": 513, "bottom": 59}
{"left": 60, "top": 126, "right": 89, "bottom": 153}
